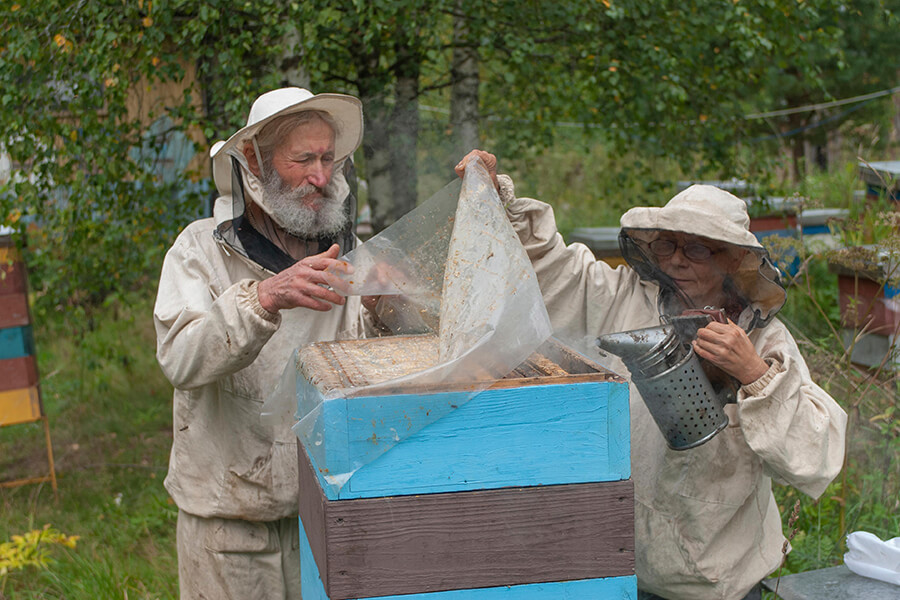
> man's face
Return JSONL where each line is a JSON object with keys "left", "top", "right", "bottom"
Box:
{"left": 258, "top": 118, "right": 348, "bottom": 238}
{"left": 270, "top": 118, "right": 336, "bottom": 206}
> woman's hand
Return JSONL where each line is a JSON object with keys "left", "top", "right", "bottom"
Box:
{"left": 455, "top": 149, "right": 499, "bottom": 192}
{"left": 692, "top": 319, "right": 769, "bottom": 385}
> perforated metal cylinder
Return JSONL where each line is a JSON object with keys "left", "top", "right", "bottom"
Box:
{"left": 632, "top": 346, "right": 729, "bottom": 450}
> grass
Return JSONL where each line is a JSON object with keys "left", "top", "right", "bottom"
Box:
{"left": 1, "top": 148, "right": 898, "bottom": 598}
{"left": 751, "top": 165, "right": 900, "bottom": 588}
{"left": 0, "top": 292, "right": 177, "bottom": 600}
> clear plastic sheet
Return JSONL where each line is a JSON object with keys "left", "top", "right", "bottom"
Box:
{"left": 262, "top": 157, "right": 552, "bottom": 492}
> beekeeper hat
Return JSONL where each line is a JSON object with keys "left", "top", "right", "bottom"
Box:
{"left": 210, "top": 87, "right": 363, "bottom": 195}
{"left": 620, "top": 184, "right": 763, "bottom": 249}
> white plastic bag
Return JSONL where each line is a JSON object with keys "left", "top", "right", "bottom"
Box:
{"left": 844, "top": 531, "right": 900, "bottom": 586}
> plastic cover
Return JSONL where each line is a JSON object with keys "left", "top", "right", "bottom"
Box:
{"left": 844, "top": 531, "right": 900, "bottom": 586}
{"left": 262, "top": 157, "right": 552, "bottom": 490}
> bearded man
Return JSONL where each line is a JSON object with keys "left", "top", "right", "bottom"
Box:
{"left": 153, "top": 88, "right": 371, "bottom": 599}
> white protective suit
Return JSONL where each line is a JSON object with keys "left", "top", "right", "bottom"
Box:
{"left": 498, "top": 177, "right": 847, "bottom": 600}
{"left": 154, "top": 178, "right": 365, "bottom": 521}
{"left": 153, "top": 157, "right": 366, "bottom": 600}
{"left": 154, "top": 87, "right": 369, "bottom": 600}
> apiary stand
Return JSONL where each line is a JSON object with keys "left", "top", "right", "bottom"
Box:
{"left": 295, "top": 336, "right": 636, "bottom": 599}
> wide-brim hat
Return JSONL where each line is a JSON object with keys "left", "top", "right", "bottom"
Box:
{"left": 620, "top": 184, "right": 763, "bottom": 250}
{"left": 210, "top": 87, "right": 363, "bottom": 195}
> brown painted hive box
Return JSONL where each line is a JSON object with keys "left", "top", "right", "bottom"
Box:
{"left": 294, "top": 335, "right": 636, "bottom": 600}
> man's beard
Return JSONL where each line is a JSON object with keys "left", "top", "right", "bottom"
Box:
{"left": 260, "top": 167, "right": 349, "bottom": 239}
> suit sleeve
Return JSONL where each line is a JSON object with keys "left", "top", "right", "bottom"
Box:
{"left": 153, "top": 229, "right": 280, "bottom": 390}
{"left": 499, "top": 174, "right": 655, "bottom": 339}
{"left": 737, "top": 321, "right": 847, "bottom": 499}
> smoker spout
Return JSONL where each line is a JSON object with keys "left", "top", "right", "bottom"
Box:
{"left": 596, "top": 325, "right": 674, "bottom": 362}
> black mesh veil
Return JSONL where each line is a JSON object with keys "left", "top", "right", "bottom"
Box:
{"left": 213, "top": 157, "right": 358, "bottom": 274}
{"left": 618, "top": 228, "right": 786, "bottom": 332}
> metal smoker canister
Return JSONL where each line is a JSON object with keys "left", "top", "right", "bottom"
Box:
{"left": 598, "top": 323, "right": 729, "bottom": 450}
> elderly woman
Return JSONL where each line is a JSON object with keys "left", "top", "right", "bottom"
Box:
{"left": 456, "top": 150, "right": 847, "bottom": 600}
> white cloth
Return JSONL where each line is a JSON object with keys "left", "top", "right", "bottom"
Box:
{"left": 844, "top": 531, "right": 900, "bottom": 586}
{"left": 176, "top": 510, "right": 301, "bottom": 600}
{"left": 499, "top": 175, "right": 847, "bottom": 600}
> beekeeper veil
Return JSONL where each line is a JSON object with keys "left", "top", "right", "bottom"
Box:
{"left": 618, "top": 184, "right": 786, "bottom": 331}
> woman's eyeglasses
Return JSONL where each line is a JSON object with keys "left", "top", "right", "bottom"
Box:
{"left": 649, "top": 239, "right": 720, "bottom": 262}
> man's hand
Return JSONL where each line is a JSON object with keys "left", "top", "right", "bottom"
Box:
{"left": 455, "top": 149, "right": 499, "bottom": 192}
{"left": 359, "top": 261, "right": 407, "bottom": 316}
{"left": 257, "top": 244, "right": 352, "bottom": 313}
{"left": 692, "top": 320, "right": 769, "bottom": 385}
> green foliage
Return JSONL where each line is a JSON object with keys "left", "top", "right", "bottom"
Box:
{"left": 761, "top": 163, "right": 900, "bottom": 579}
{"left": 3, "top": 0, "right": 897, "bottom": 268}
{"left": 0, "top": 525, "right": 78, "bottom": 584}
{"left": 0, "top": 293, "right": 177, "bottom": 599}
{"left": 499, "top": 130, "right": 682, "bottom": 235}
{"left": 476, "top": 0, "right": 850, "bottom": 169}
{"left": 748, "top": 0, "right": 900, "bottom": 179}
{"left": 0, "top": 1, "right": 207, "bottom": 317}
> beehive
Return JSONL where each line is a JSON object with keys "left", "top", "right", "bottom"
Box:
{"left": 0, "top": 240, "right": 40, "bottom": 425}
{"left": 0, "top": 233, "right": 57, "bottom": 495}
{"left": 296, "top": 335, "right": 635, "bottom": 600}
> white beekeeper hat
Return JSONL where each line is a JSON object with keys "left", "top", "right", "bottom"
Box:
{"left": 620, "top": 184, "right": 764, "bottom": 249}
{"left": 210, "top": 87, "right": 363, "bottom": 195}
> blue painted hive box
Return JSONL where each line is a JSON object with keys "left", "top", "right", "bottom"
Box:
{"left": 295, "top": 335, "right": 636, "bottom": 600}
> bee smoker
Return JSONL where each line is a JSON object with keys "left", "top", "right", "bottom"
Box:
{"left": 597, "top": 311, "right": 738, "bottom": 450}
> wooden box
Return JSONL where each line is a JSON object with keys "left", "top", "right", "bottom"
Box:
{"left": 295, "top": 335, "right": 636, "bottom": 600}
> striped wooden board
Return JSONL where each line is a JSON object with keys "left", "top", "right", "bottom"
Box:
{"left": 299, "top": 445, "right": 635, "bottom": 600}
{"left": 0, "top": 259, "right": 26, "bottom": 296}
{"left": 0, "top": 326, "right": 34, "bottom": 360}
{"left": 0, "top": 244, "right": 19, "bottom": 264}
{"left": 0, "top": 243, "right": 25, "bottom": 296}
{"left": 0, "top": 386, "right": 41, "bottom": 426}
{"left": 0, "top": 294, "right": 29, "bottom": 329}
{"left": 0, "top": 356, "right": 38, "bottom": 392}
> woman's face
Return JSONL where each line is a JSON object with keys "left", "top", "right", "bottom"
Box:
{"left": 650, "top": 232, "right": 742, "bottom": 308}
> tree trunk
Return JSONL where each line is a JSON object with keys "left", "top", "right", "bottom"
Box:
{"left": 360, "top": 91, "right": 394, "bottom": 233}
{"left": 276, "top": 25, "right": 310, "bottom": 89}
{"left": 827, "top": 122, "right": 841, "bottom": 168}
{"left": 893, "top": 69, "right": 900, "bottom": 147}
{"left": 450, "top": 4, "right": 480, "bottom": 161}
{"left": 390, "top": 44, "right": 420, "bottom": 225}
{"left": 788, "top": 112, "right": 805, "bottom": 182}
{"left": 356, "top": 42, "right": 394, "bottom": 233}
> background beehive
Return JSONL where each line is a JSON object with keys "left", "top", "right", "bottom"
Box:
{"left": 0, "top": 233, "right": 57, "bottom": 495}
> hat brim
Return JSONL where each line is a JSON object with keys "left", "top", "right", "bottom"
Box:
{"left": 620, "top": 205, "right": 764, "bottom": 250}
{"left": 212, "top": 93, "right": 363, "bottom": 164}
